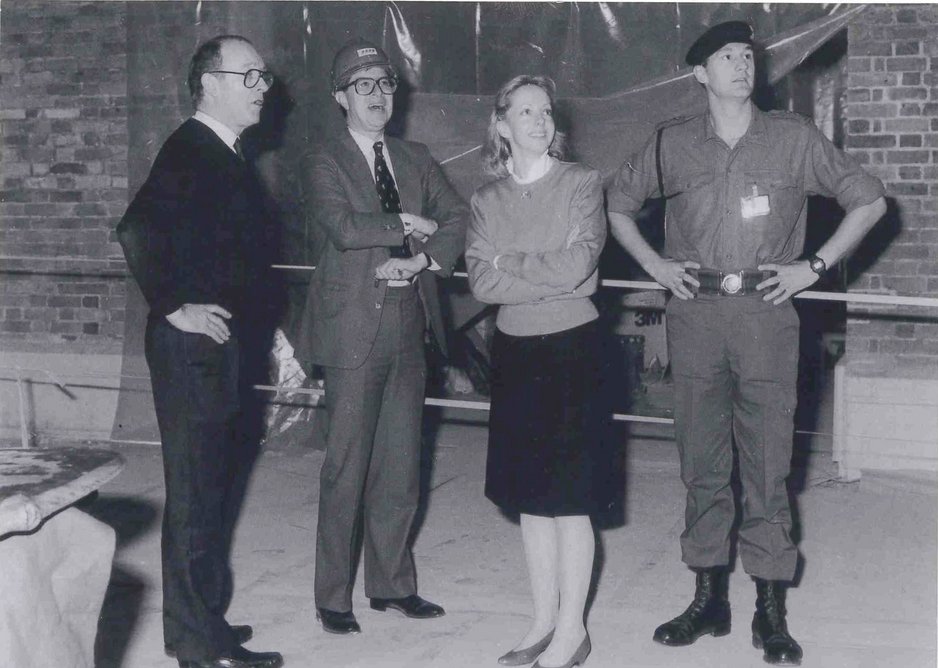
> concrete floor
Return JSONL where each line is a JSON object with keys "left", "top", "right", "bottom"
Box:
{"left": 84, "top": 410, "right": 937, "bottom": 668}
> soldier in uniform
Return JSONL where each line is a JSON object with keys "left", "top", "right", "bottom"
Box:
{"left": 607, "top": 21, "right": 886, "bottom": 665}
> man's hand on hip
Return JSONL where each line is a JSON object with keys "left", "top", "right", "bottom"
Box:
{"left": 757, "top": 261, "right": 819, "bottom": 305}
{"left": 165, "top": 304, "right": 232, "bottom": 343}
{"left": 648, "top": 258, "right": 700, "bottom": 300}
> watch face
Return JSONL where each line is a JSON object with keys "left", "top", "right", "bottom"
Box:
{"left": 810, "top": 257, "right": 825, "bottom": 274}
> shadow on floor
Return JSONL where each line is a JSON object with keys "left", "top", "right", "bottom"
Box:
{"left": 80, "top": 494, "right": 160, "bottom": 667}
{"left": 95, "top": 563, "right": 150, "bottom": 668}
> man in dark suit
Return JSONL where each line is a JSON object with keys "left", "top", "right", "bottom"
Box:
{"left": 295, "top": 38, "right": 468, "bottom": 635}
{"left": 117, "top": 35, "right": 283, "bottom": 668}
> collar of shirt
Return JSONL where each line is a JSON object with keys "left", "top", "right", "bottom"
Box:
{"left": 745, "top": 108, "right": 769, "bottom": 146}
{"left": 347, "top": 126, "right": 397, "bottom": 183}
{"left": 700, "top": 105, "right": 769, "bottom": 147}
{"left": 193, "top": 111, "right": 241, "bottom": 155}
{"left": 506, "top": 152, "right": 553, "bottom": 185}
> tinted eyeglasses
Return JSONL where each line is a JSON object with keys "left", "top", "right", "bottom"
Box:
{"left": 207, "top": 69, "right": 274, "bottom": 89}
{"left": 344, "top": 76, "right": 398, "bottom": 96}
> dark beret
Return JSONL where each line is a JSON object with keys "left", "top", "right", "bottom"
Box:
{"left": 685, "top": 21, "right": 754, "bottom": 66}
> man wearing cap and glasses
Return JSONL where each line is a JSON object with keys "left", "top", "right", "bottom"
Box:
{"left": 607, "top": 21, "right": 885, "bottom": 665}
{"left": 117, "top": 35, "right": 283, "bottom": 668}
{"left": 295, "top": 38, "right": 468, "bottom": 635}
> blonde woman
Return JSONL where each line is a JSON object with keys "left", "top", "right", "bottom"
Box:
{"left": 465, "top": 75, "right": 613, "bottom": 668}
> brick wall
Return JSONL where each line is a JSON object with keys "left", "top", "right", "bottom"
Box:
{"left": 0, "top": 1, "right": 128, "bottom": 353}
{"left": 845, "top": 4, "right": 938, "bottom": 364}
{"left": 1, "top": 2, "right": 935, "bottom": 363}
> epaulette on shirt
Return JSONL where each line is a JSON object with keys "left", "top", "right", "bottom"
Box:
{"left": 654, "top": 115, "right": 696, "bottom": 132}
{"left": 765, "top": 109, "right": 814, "bottom": 126}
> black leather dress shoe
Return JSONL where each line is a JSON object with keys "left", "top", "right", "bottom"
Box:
{"left": 316, "top": 607, "right": 361, "bottom": 634}
{"left": 177, "top": 645, "right": 283, "bottom": 668}
{"left": 166, "top": 626, "right": 253, "bottom": 656}
{"left": 231, "top": 626, "right": 253, "bottom": 644}
{"left": 369, "top": 594, "right": 445, "bottom": 619}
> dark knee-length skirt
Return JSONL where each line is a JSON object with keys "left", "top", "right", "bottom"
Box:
{"left": 485, "top": 319, "right": 616, "bottom": 517}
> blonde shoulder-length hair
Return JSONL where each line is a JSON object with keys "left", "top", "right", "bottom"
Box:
{"left": 481, "top": 74, "right": 568, "bottom": 178}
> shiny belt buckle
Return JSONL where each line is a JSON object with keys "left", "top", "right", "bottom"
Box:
{"left": 721, "top": 271, "right": 743, "bottom": 295}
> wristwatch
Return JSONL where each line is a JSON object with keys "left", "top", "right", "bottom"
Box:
{"left": 807, "top": 254, "right": 827, "bottom": 276}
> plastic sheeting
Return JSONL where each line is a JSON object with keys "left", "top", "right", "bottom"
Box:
{"left": 0, "top": 508, "right": 115, "bottom": 668}
{"left": 112, "top": 2, "right": 865, "bottom": 442}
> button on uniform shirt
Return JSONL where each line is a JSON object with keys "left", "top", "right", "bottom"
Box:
{"left": 607, "top": 107, "right": 885, "bottom": 272}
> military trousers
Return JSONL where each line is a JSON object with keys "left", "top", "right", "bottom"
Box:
{"left": 666, "top": 294, "right": 800, "bottom": 581}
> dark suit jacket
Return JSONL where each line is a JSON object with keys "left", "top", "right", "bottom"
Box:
{"left": 117, "top": 118, "right": 277, "bottom": 322}
{"left": 295, "top": 131, "right": 468, "bottom": 371}
{"left": 116, "top": 118, "right": 282, "bottom": 658}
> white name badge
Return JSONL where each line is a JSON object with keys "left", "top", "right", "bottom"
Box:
{"left": 741, "top": 184, "right": 770, "bottom": 219}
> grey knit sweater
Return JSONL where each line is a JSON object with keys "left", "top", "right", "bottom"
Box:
{"left": 466, "top": 160, "right": 607, "bottom": 337}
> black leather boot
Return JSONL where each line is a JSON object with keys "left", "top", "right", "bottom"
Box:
{"left": 653, "top": 567, "right": 731, "bottom": 646}
{"left": 752, "top": 578, "right": 803, "bottom": 665}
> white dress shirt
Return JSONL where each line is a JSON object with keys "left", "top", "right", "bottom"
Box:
{"left": 346, "top": 127, "right": 440, "bottom": 282}
{"left": 193, "top": 110, "right": 241, "bottom": 155}
{"left": 506, "top": 152, "right": 554, "bottom": 185}
{"left": 347, "top": 126, "right": 398, "bottom": 184}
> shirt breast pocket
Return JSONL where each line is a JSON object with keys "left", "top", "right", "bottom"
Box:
{"left": 669, "top": 171, "right": 716, "bottom": 224}
{"left": 745, "top": 170, "right": 800, "bottom": 225}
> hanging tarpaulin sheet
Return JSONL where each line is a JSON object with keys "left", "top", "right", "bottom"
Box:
{"left": 400, "top": 4, "right": 865, "bottom": 359}
{"left": 400, "top": 5, "right": 866, "bottom": 209}
{"left": 112, "top": 2, "right": 867, "bottom": 443}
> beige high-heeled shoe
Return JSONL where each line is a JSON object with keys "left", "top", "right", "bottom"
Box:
{"left": 497, "top": 630, "right": 555, "bottom": 666}
{"left": 531, "top": 634, "right": 591, "bottom": 668}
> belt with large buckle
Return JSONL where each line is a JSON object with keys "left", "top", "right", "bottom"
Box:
{"left": 688, "top": 268, "right": 775, "bottom": 296}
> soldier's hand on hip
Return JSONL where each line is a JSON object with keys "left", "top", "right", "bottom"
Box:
{"left": 648, "top": 258, "right": 700, "bottom": 300}
{"left": 757, "top": 261, "right": 819, "bottom": 305}
{"left": 165, "top": 304, "right": 232, "bottom": 343}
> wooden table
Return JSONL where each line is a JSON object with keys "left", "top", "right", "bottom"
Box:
{"left": 0, "top": 447, "right": 124, "bottom": 518}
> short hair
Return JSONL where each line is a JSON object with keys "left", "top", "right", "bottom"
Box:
{"left": 188, "top": 35, "right": 254, "bottom": 105}
{"left": 481, "top": 75, "right": 567, "bottom": 178}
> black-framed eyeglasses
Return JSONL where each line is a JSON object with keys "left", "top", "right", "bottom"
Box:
{"left": 207, "top": 69, "right": 274, "bottom": 89}
{"left": 343, "top": 76, "right": 398, "bottom": 96}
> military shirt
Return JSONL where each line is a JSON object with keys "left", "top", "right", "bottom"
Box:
{"left": 607, "top": 107, "right": 885, "bottom": 271}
